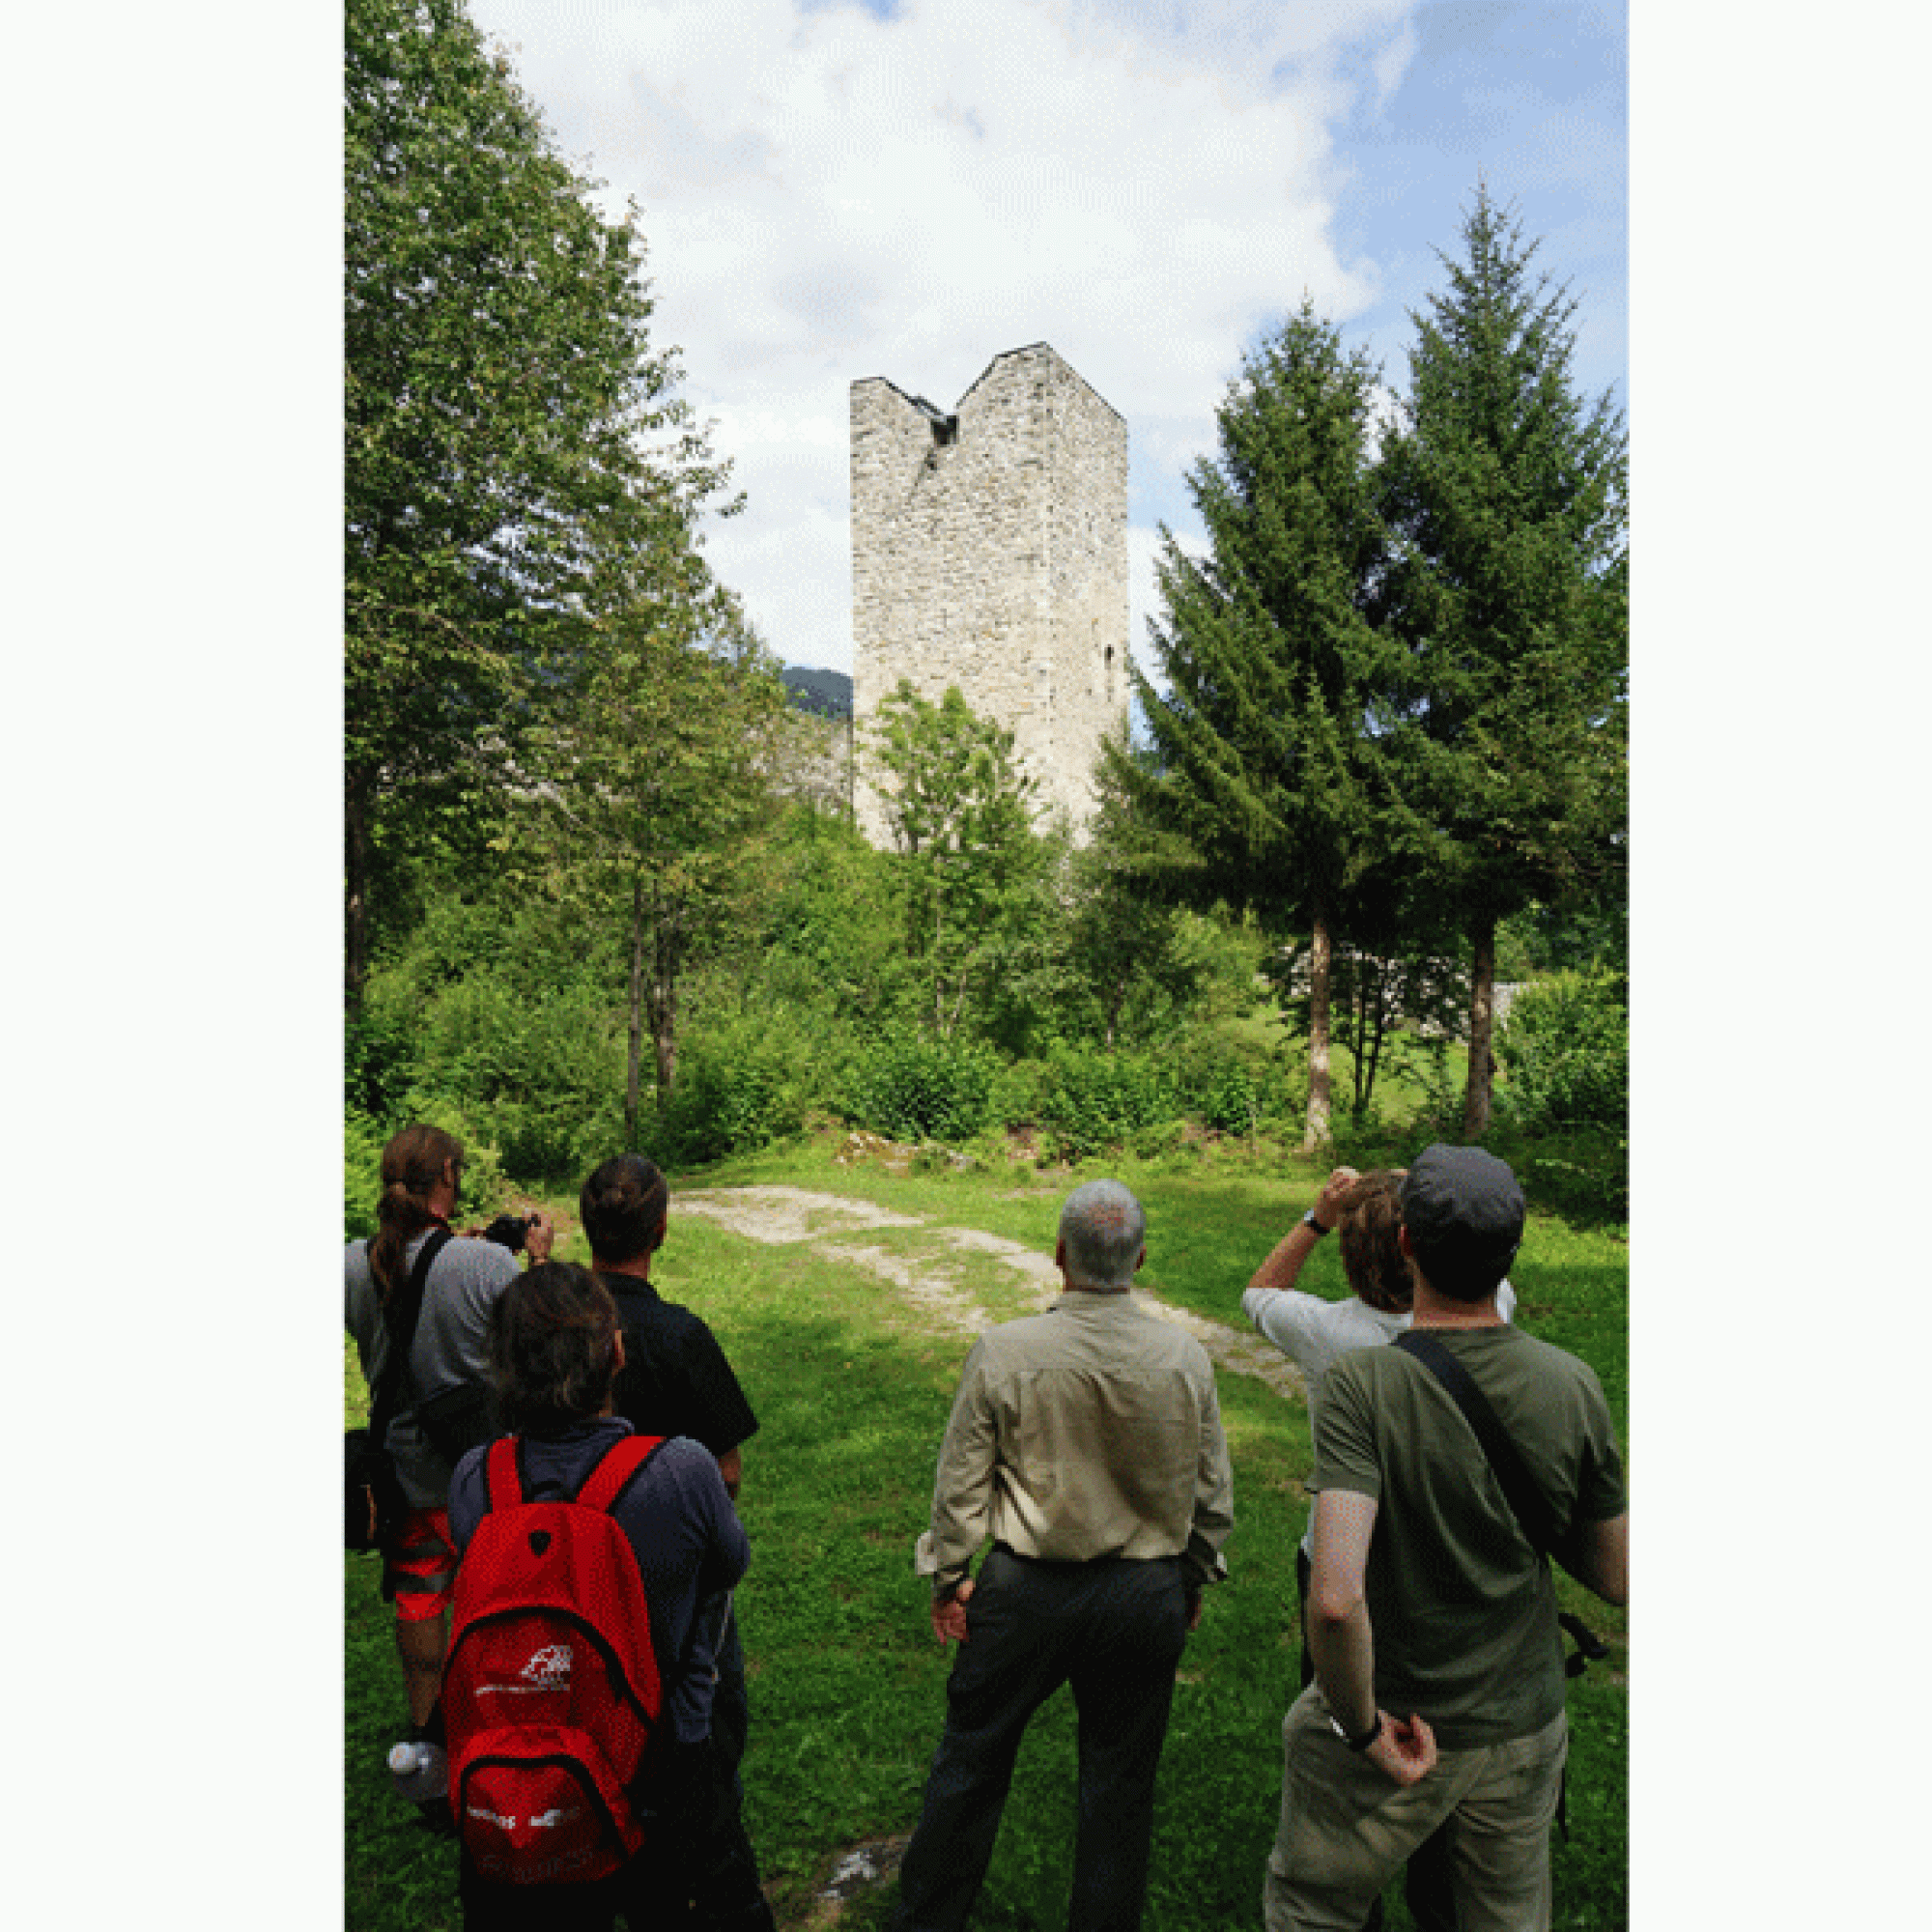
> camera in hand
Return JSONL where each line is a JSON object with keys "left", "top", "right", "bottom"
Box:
{"left": 481, "top": 1214, "right": 532, "bottom": 1254}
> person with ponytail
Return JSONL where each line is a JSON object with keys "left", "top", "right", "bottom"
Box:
{"left": 346, "top": 1122, "right": 555, "bottom": 1828}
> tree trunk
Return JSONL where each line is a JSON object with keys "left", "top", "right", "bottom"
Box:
{"left": 625, "top": 880, "right": 645, "bottom": 1147}
{"left": 1303, "top": 906, "right": 1333, "bottom": 1151}
{"left": 1463, "top": 917, "right": 1496, "bottom": 1140}
{"left": 345, "top": 776, "right": 371, "bottom": 1013}
{"left": 648, "top": 903, "right": 680, "bottom": 1102}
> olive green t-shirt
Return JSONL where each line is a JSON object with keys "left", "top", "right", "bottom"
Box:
{"left": 1311, "top": 1324, "right": 1625, "bottom": 1748}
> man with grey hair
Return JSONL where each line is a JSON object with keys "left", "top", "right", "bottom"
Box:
{"left": 890, "top": 1179, "right": 1234, "bottom": 1932}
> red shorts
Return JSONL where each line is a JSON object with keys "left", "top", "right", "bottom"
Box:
{"left": 385, "top": 1506, "right": 458, "bottom": 1622}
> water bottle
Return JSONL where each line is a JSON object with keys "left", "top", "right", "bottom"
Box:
{"left": 387, "top": 1738, "right": 448, "bottom": 1805}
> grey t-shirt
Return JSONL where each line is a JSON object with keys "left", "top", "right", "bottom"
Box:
{"left": 345, "top": 1228, "right": 521, "bottom": 1507}
{"left": 1243, "top": 1278, "right": 1517, "bottom": 1553}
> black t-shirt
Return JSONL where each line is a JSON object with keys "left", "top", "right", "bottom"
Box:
{"left": 598, "top": 1270, "right": 759, "bottom": 1457}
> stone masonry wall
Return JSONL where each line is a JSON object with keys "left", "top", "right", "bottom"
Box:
{"left": 850, "top": 343, "right": 1129, "bottom": 845}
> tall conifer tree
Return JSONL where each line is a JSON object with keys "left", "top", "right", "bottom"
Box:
{"left": 1378, "top": 186, "right": 1629, "bottom": 1137}
{"left": 1122, "top": 302, "right": 1400, "bottom": 1146}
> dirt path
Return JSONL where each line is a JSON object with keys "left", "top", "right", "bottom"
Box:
{"left": 675, "top": 1184, "right": 1306, "bottom": 1402}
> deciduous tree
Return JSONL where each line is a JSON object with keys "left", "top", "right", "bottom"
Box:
{"left": 866, "top": 681, "right": 1046, "bottom": 1039}
{"left": 527, "top": 558, "right": 788, "bottom": 1147}
{"left": 345, "top": 0, "right": 731, "bottom": 1001}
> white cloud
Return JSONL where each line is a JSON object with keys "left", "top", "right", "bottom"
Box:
{"left": 471, "top": 0, "right": 1421, "bottom": 670}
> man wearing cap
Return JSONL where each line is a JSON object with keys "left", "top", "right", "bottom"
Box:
{"left": 580, "top": 1153, "right": 773, "bottom": 1932}
{"left": 1263, "top": 1145, "right": 1628, "bottom": 1932}
{"left": 891, "top": 1178, "right": 1234, "bottom": 1932}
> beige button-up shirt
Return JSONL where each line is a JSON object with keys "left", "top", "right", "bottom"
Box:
{"left": 914, "top": 1290, "right": 1234, "bottom": 1594}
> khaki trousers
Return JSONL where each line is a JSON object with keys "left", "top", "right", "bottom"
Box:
{"left": 1264, "top": 1687, "right": 1568, "bottom": 1932}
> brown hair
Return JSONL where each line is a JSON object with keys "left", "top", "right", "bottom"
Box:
{"left": 580, "top": 1154, "right": 669, "bottom": 1265}
{"left": 487, "top": 1263, "right": 621, "bottom": 1435}
{"left": 1334, "top": 1171, "right": 1411, "bottom": 1315}
{"left": 367, "top": 1122, "right": 464, "bottom": 1305}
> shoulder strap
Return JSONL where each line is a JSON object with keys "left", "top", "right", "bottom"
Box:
{"left": 575, "top": 1435, "right": 668, "bottom": 1517}
{"left": 367, "top": 1225, "right": 455, "bottom": 1449}
{"left": 483, "top": 1434, "right": 524, "bottom": 1516}
{"left": 1391, "top": 1329, "right": 1562, "bottom": 1554}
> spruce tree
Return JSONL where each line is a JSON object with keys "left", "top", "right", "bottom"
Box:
{"left": 1378, "top": 186, "right": 1629, "bottom": 1137}
{"left": 1122, "top": 301, "right": 1402, "bottom": 1146}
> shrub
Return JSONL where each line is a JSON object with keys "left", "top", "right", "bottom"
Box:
{"left": 1495, "top": 969, "right": 1628, "bottom": 1134}
{"left": 1033, "top": 1042, "right": 1179, "bottom": 1162}
{"left": 839, "top": 1029, "right": 1003, "bottom": 1143}
{"left": 649, "top": 1005, "right": 814, "bottom": 1167}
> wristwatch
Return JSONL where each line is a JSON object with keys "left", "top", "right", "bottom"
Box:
{"left": 1301, "top": 1209, "right": 1330, "bottom": 1235}
{"left": 1329, "top": 1711, "right": 1382, "bottom": 1751}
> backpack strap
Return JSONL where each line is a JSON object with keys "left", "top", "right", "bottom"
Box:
{"left": 575, "top": 1435, "right": 668, "bottom": 1517}
{"left": 1390, "top": 1329, "right": 1563, "bottom": 1554}
{"left": 483, "top": 1434, "right": 525, "bottom": 1516}
{"left": 367, "top": 1225, "right": 455, "bottom": 1459}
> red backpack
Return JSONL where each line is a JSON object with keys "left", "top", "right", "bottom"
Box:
{"left": 441, "top": 1434, "right": 668, "bottom": 1885}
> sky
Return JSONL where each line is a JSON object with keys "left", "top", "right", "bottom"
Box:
{"left": 464, "top": 0, "right": 1627, "bottom": 679}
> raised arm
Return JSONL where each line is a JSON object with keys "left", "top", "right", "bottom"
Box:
{"left": 1246, "top": 1167, "right": 1359, "bottom": 1296}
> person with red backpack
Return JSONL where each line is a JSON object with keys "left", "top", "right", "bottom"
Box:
{"left": 444, "top": 1262, "right": 750, "bottom": 1931}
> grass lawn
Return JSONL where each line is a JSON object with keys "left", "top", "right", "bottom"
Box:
{"left": 346, "top": 1136, "right": 1627, "bottom": 1930}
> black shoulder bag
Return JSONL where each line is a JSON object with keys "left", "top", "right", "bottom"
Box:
{"left": 1390, "top": 1330, "right": 1611, "bottom": 1680}
{"left": 345, "top": 1226, "right": 454, "bottom": 1551}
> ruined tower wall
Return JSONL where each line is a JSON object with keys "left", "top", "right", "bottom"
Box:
{"left": 849, "top": 343, "right": 1129, "bottom": 845}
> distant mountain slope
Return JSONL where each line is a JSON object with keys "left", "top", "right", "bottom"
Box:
{"left": 781, "top": 666, "right": 853, "bottom": 720}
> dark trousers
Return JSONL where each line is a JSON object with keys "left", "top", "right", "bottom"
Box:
{"left": 685, "top": 1605, "right": 776, "bottom": 1932}
{"left": 891, "top": 1546, "right": 1190, "bottom": 1932}
{"left": 1294, "top": 1547, "right": 1458, "bottom": 1932}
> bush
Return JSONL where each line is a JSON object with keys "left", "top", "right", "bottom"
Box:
{"left": 1033, "top": 1042, "right": 1179, "bottom": 1162}
{"left": 1495, "top": 969, "right": 1628, "bottom": 1134}
{"left": 649, "top": 1005, "right": 814, "bottom": 1167}
{"left": 839, "top": 1029, "right": 1003, "bottom": 1143}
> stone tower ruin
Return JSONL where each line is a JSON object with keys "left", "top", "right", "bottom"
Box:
{"left": 849, "top": 343, "right": 1129, "bottom": 844}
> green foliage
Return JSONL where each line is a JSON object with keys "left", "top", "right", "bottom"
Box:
{"left": 1496, "top": 969, "right": 1629, "bottom": 1134}
{"left": 1127, "top": 301, "right": 1398, "bottom": 928}
{"left": 525, "top": 597, "right": 792, "bottom": 1140}
{"left": 1033, "top": 1042, "right": 1179, "bottom": 1161}
{"left": 358, "top": 895, "right": 629, "bottom": 1181}
{"left": 344, "top": 0, "right": 733, "bottom": 994}
{"left": 840, "top": 1029, "right": 1004, "bottom": 1144}
{"left": 344, "top": 1106, "right": 388, "bottom": 1241}
{"left": 646, "top": 1001, "right": 813, "bottom": 1166}
{"left": 1377, "top": 185, "right": 1628, "bottom": 1131}
{"left": 865, "top": 682, "right": 1054, "bottom": 1039}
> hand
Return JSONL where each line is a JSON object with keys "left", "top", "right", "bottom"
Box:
{"left": 1185, "top": 1589, "right": 1204, "bottom": 1633}
{"left": 930, "top": 1579, "right": 975, "bottom": 1645}
{"left": 1365, "top": 1711, "right": 1436, "bottom": 1787}
{"left": 1313, "top": 1166, "right": 1361, "bottom": 1231}
{"left": 524, "top": 1208, "right": 555, "bottom": 1264}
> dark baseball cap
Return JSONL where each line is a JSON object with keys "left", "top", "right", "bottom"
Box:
{"left": 1399, "top": 1145, "right": 1525, "bottom": 1260}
